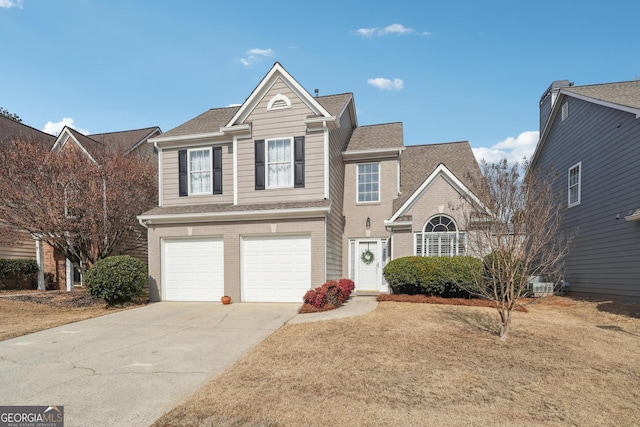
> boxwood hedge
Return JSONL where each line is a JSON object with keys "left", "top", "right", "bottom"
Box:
{"left": 383, "top": 256, "right": 482, "bottom": 297}
{"left": 84, "top": 255, "right": 146, "bottom": 305}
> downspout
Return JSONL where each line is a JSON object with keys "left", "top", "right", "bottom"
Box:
{"left": 323, "top": 121, "right": 329, "bottom": 199}
{"left": 35, "top": 239, "right": 45, "bottom": 290}
{"left": 233, "top": 137, "right": 238, "bottom": 205}
{"left": 155, "top": 141, "right": 163, "bottom": 207}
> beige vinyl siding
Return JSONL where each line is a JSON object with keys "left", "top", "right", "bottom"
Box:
{"left": 161, "top": 144, "right": 234, "bottom": 206}
{"left": 326, "top": 108, "right": 354, "bottom": 279}
{"left": 237, "top": 78, "right": 325, "bottom": 204}
{"left": 0, "top": 239, "right": 36, "bottom": 259}
{"left": 146, "top": 217, "right": 326, "bottom": 302}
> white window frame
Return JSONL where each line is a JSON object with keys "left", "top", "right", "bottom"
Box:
{"left": 414, "top": 215, "right": 465, "bottom": 257}
{"left": 64, "top": 181, "right": 80, "bottom": 219}
{"left": 568, "top": 162, "right": 581, "bottom": 207}
{"left": 356, "top": 162, "right": 380, "bottom": 203}
{"left": 561, "top": 102, "right": 569, "bottom": 121}
{"left": 188, "top": 147, "right": 212, "bottom": 195}
{"left": 266, "top": 137, "right": 294, "bottom": 189}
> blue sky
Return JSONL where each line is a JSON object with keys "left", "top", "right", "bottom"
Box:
{"left": 2, "top": 0, "right": 639, "bottom": 164}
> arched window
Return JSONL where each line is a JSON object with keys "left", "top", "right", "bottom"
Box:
{"left": 415, "top": 215, "right": 465, "bottom": 257}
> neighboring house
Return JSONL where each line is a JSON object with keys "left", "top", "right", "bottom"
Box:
{"left": 138, "top": 62, "right": 484, "bottom": 303}
{"left": 0, "top": 116, "right": 55, "bottom": 260}
{"left": 531, "top": 79, "right": 640, "bottom": 301}
{"left": 43, "top": 125, "right": 162, "bottom": 290}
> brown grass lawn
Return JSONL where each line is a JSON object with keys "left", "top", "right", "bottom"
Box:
{"left": 153, "top": 296, "right": 640, "bottom": 427}
{"left": 0, "top": 289, "right": 147, "bottom": 341}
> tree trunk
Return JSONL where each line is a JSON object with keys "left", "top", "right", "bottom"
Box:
{"left": 498, "top": 308, "right": 512, "bottom": 341}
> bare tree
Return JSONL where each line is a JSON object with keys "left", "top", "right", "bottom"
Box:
{"left": 0, "top": 107, "right": 21, "bottom": 123}
{"left": 0, "top": 139, "right": 157, "bottom": 275}
{"left": 460, "top": 159, "right": 572, "bottom": 341}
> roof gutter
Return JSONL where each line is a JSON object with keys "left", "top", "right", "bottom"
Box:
{"left": 138, "top": 205, "right": 332, "bottom": 225}
{"left": 342, "top": 147, "right": 405, "bottom": 161}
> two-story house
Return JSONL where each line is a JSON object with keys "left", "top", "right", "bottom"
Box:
{"left": 531, "top": 79, "right": 640, "bottom": 301}
{"left": 0, "top": 117, "right": 161, "bottom": 290}
{"left": 42, "top": 125, "right": 161, "bottom": 291}
{"left": 139, "top": 62, "right": 484, "bottom": 303}
{"left": 0, "top": 116, "right": 55, "bottom": 261}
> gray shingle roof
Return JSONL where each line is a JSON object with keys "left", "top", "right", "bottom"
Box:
{"left": 161, "top": 93, "right": 353, "bottom": 140}
{"left": 315, "top": 93, "right": 352, "bottom": 117}
{"left": 345, "top": 122, "right": 404, "bottom": 151}
{"left": 142, "top": 199, "right": 331, "bottom": 217}
{"left": 0, "top": 115, "right": 55, "bottom": 149}
{"left": 393, "top": 141, "right": 483, "bottom": 213}
{"left": 564, "top": 80, "right": 640, "bottom": 110}
{"left": 161, "top": 106, "right": 241, "bottom": 138}
{"left": 89, "top": 127, "right": 160, "bottom": 154}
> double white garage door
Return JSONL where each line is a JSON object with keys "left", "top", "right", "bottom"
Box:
{"left": 163, "top": 236, "right": 311, "bottom": 302}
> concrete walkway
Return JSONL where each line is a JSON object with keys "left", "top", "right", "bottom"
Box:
{"left": 0, "top": 296, "right": 378, "bottom": 427}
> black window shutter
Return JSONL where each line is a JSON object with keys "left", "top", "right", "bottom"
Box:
{"left": 255, "top": 140, "right": 265, "bottom": 190}
{"left": 178, "top": 149, "right": 188, "bottom": 197}
{"left": 294, "top": 136, "right": 305, "bottom": 188}
{"left": 212, "top": 146, "right": 222, "bottom": 195}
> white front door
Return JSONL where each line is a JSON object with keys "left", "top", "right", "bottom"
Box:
{"left": 357, "top": 241, "right": 380, "bottom": 291}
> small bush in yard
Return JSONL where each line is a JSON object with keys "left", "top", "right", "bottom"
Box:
{"left": 0, "top": 258, "right": 39, "bottom": 290}
{"left": 383, "top": 256, "right": 482, "bottom": 297}
{"left": 300, "top": 278, "right": 355, "bottom": 313}
{"left": 84, "top": 255, "right": 146, "bottom": 305}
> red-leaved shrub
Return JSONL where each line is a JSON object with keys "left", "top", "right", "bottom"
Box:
{"left": 300, "top": 278, "right": 355, "bottom": 313}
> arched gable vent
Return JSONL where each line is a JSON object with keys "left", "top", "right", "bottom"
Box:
{"left": 267, "top": 94, "right": 291, "bottom": 111}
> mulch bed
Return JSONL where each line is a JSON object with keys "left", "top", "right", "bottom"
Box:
{"left": 377, "top": 293, "right": 529, "bottom": 312}
{"left": 299, "top": 293, "right": 529, "bottom": 314}
{"left": 1, "top": 289, "right": 148, "bottom": 308}
{"left": 4, "top": 290, "right": 107, "bottom": 308}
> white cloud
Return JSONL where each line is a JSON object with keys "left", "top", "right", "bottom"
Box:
{"left": 354, "top": 23, "right": 431, "bottom": 38}
{"left": 379, "top": 23, "right": 414, "bottom": 35}
{"left": 367, "top": 77, "right": 404, "bottom": 91}
{"left": 472, "top": 131, "right": 539, "bottom": 165}
{"left": 0, "top": 0, "right": 23, "bottom": 8}
{"left": 354, "top": 28, "right": 377, "bottom": 38}
{"left": 240, "top": 48, "right": 274, "bottom": 66}
{"left": 43, "top": 118, "right": 89, "bottom": 136}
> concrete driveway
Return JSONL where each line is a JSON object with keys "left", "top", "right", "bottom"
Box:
{"left": 0, "top": 302, "right": 300, "bottom": 427}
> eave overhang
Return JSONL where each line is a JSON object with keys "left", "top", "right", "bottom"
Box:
{"left": 138, "top": 205, "right": 331, "bottom": 225}
{"left": 342, "top": 147, "right": 405, "bottom": 161}
{"left": 383, "top": 220, "right": 413, "bottom": 230}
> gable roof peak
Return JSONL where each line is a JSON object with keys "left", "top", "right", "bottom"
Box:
{"left": 226, "top": 62, "right": 332, "bottom": 127}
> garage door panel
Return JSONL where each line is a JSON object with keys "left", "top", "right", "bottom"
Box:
{"left": 163, "top": 238, "right": 224, "bottom": 302}
{"left": 242, "top": 236, "right": 311, "bottom": 302}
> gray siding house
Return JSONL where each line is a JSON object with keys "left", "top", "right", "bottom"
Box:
{"left": 139, "top": 62, "right": 484, "bottom": 303}
{"left": 531, "top": 80, "right": 640, "bottom": 301}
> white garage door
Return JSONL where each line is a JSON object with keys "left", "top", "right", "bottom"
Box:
{"left": 242, "top": 235, "right": 311, "bottom": 302}
{"left": 163, "top": 238, "right": 224, "bottom": 301}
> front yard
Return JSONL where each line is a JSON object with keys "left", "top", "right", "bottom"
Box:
{"left": 0, "top": 289, "right": 146, "bottom": 341}
{"left": 153, "top": 296, "right": 640, "bottom": 427}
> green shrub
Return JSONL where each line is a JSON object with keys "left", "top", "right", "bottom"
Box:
{"left": 84, "top": 255, "right": 146, "bottom": 305}
{"left": 0, "top": 258, "right": 39, "bottom": 290}
{"left": 383, "top": 256, "right": 482, "bottom": 297}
